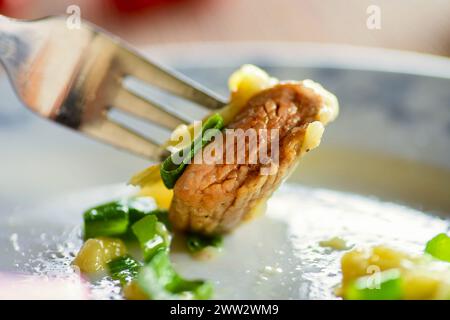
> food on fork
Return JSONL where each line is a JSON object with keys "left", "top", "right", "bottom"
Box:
{"left": 169, "top": 83, "right": 337, "bottom": 234}
{"left": 133, "top": 65, "right": 339, "bottom": 234}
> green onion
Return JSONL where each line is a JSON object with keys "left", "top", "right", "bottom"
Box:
{"left": 131, "top": 215, "right": 171, "bottom": 262}
{"left": 132, "top": 208, "right": 170, "bottom": 231}
{"left": 125, "top": 197, "right": 171, "bottom": 235}
{"left": 126, "top": 197, "right": 158, "bottom": 224}
{"left": 136, "top": 251, "right": 213, "bottom": 300}
{"left": 160, "top": 113, "right": 224, "bottom": 189}
{"left": 83, "top": 197, "right": 170, "bottom": 239}
{"left": 346, "top": 269, "right": 403, "bottom": 300}
{"left": 186, "top": 233, "right": 223, "bottom": 253}
{"left": 152, "top": 210, "right": 171, "bottom": 230}
{"left": 83, "top": 197, "right": 214, "bottom": 299}
{"left": 107, "top": 255, "right": 141, "bottom": 285}
{"left": 425, "top": 233, "right": 450, "bottom": 262}
{"left": 83, "top": 201, "right": 129, "bottom": 239}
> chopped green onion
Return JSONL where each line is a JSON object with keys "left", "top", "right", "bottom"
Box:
{"left": 346, "top": 269, "right": 403, "bottom": 300}
{"left": 153, "top": 210, "right": 171, "bottom": 230}
{"left": 160, "top": 113, "right": 224, "bottom": 189}
{"left": 136, "top": 251, "right": 213, "bottom": 300}
{"left": 83, "top": 197, "right": 169, "bottom": 239}
{"left": 125, "top": 197, "right": 171, "bottom": 235}
{"left": 83, "top": 201, "right": 129, "bottom": 239}
{"left": 108, "top": 255, "right": 141, "bottom": 285}
{"left": 425, "top": 233, "right": 450, "bottom": 262}
{"left": 82, "top": 196, "right": 214, "bottom": 299}
{"left": 126, "top": 197, "right": 158, "bottom": 224}
{"left": 130, "top": 208, "right": 171, "bottom": 231}
{"left": 131, "top": 215, "right": 171, "bottom": 262}
{"left": 186, "top": 233, "right": 223, "bottom": 253}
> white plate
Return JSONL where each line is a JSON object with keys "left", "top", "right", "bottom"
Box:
{"left": 0, "top": 43, "right": 449, "bottom": 299}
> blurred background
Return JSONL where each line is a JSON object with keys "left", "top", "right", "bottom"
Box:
{"left": 0, "top": 0, "right": 449, "bottom": 57}
{"left": 0, "top": 0, "right": 449, "bottom": 205}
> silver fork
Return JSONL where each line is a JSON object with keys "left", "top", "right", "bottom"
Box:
{"left": 0, "top": 14, "right": 226, "bottom": 160}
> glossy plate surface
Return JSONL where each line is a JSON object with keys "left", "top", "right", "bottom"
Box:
{"left": 0, "top": 43, "right": 449, "bottom": 299}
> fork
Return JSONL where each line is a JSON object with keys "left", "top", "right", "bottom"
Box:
{"left": 0, "top": 14, "right": 226, "bottom": 161}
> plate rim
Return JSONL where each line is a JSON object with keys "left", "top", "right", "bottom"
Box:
{"left": 141, "top": 41, "right": 450, "bottom": 79}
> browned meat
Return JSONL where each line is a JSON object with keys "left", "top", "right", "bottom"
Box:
{"left": 169, "top": 83, "right": 332, "bottom": 234}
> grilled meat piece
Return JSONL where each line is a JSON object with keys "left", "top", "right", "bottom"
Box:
{"left": 169, "top": 82, "right": 337, "bottom": 234}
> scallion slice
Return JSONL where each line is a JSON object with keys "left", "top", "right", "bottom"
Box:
{"left": 186, "top": 233, "right": 223, "bottom": 253}
{"left": 136, "top": 251, "right": 213, "bottom": 300}
{"left": 126, "top": 197, "right": 158, "bottom": 224}
{"left": 83, "top": 197, "right": 161, "bottom": 239}
{"left": 346, "top": 268, "right": 403, "bottom": 300}
{"left": 126, "top": 197, "right": 171, "bottom": 231}
{"left": 131, "top": 215, "right": 171, "bottom": 262}
{"left": 83, "top": 201, "right": 129, "bottom": 239}
{"left": 160, "top": 113, "right": 224, "bottom": 189}
{"left": 108, "top": 255, "right": 141, "bottom": 285}
{"left": 425, "top": 233, "right": 450, "bottom": 262}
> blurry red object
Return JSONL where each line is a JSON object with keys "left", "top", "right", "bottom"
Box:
{"left": 0, "top": 0, "right": 30, "bottom": 16}
{"left": 110, "top": 0, "right": 183, "bottom": 12}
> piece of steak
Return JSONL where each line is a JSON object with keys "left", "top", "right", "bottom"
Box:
{"left": 169, "top": 81, "right": 338, "bottom": 234}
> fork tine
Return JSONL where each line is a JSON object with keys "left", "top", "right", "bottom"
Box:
{"left": 80, "top": 118, "right": 163, "bottom": 160}
{"left": 116, "top": 48, "right": 227, "bottom": 110}
{"left": 112, "top": 88, "right": 186, "bottom": 130}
